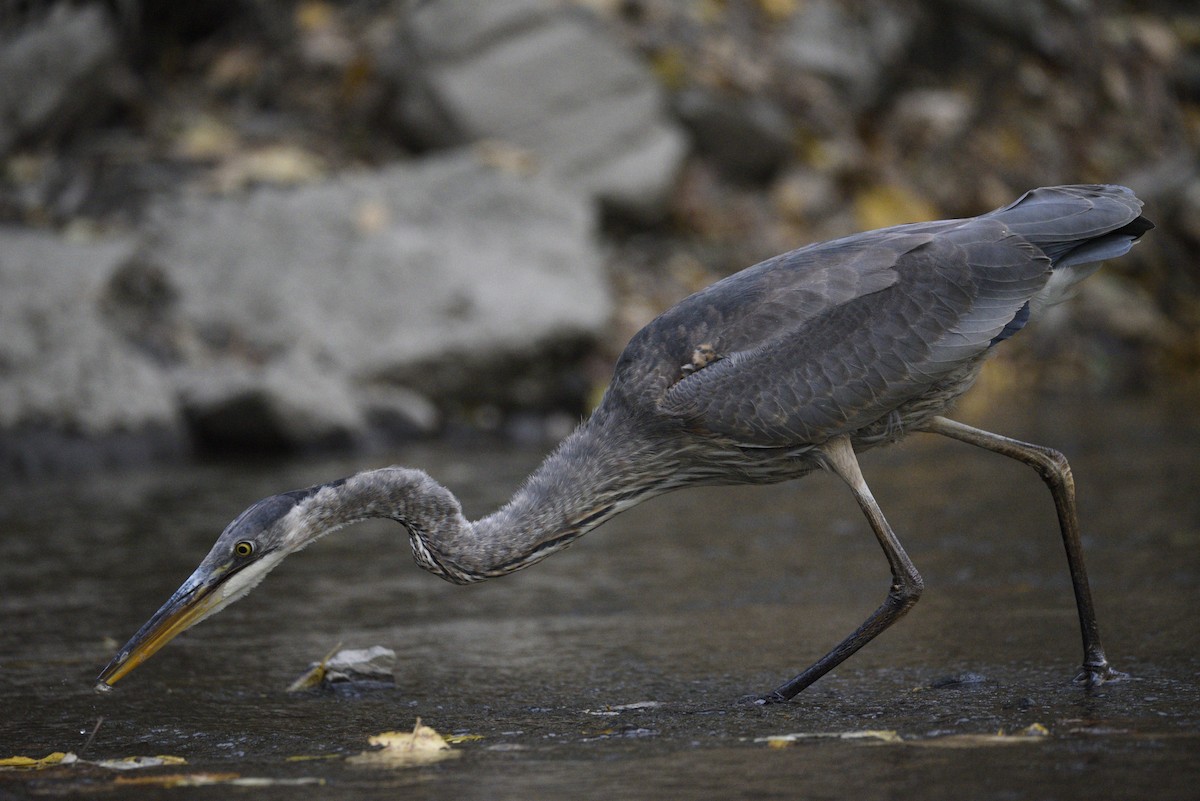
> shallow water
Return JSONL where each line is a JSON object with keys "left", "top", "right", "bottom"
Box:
{"left": 2, "top": 390, "right": 1198, "bottom": 799}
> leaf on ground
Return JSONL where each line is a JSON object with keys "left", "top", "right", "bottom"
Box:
{"left": 2, "top": 752, "right": 191, "bottom": 773}
{"left": 111, "top": 772, "right": 325, "bottom": 788}
{"left": 0, "top": 752, "right": 77, "bottom": 770}
{"left": 348, "top": 718, "right": 458, "bottom": 768}
{"left": 285, "top": 753, "right": 343, "bottom": 762}
{"left": 756, "top": 730, "right": 903, "bottom": 747}
{"left": 113, "top": 773, "right": 242, "bottom": 788}
{"left": 286, "top": 642, "right": 342, "bottom": 692}
{"left": 913, "top": 723, "right": 1051, "bottom": 748}
{"left": 287, "top": 644, "right": 395, "bottom": 691}
{"left": 89, "top": 755, "right": 187, "bottom": 771}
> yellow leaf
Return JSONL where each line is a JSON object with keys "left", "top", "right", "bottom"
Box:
{"left": 114, "top": 772, "right": 241, "bottom": 788}
{"left": 285, "top": 753, "right": 342, "bottom": 762}
{"left": 443, "top": 733, "right": 485, "bottom": 744}
{"left": 113, "top": 772, "right": 325, "bottom": 788}
{"left": 0, "top": 752, "right": 76, "bottom": 770}
{"left": 914, "top": 732, "right": 1049, "bottom": 748}
{"left": 286, "top": 642, "right": 342, "bottom": 692}
{"left": 757, "top": 730, "right": 902, "bottom": 746}
{"left": 349, "top": 718, "right": 458, "bottom": 768}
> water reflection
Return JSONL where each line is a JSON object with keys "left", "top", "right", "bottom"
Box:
{"left": 0, "top": 391, "right": 1197, "bottom": 799}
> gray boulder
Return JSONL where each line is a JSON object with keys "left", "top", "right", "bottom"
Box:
{"left": 386, "top": 0, "right": 687, "bottom": 219}
{"left": 0, "top": 4, "right": 120, "bottom": 155}
{"left": 136, "top": 150, "right": 610, "bottom": 449}
{"left": 0, "top": 229, "right": 184, "bottom": 473}
{"left": 1, "top": 151, "right": 611, "bottom": 468}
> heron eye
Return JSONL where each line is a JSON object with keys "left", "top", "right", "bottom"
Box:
{"left": 234, "top": 541, "right": 254, "bottom": 558}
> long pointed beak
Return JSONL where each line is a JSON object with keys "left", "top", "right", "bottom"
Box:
{"left": 96, "top": 570, "right": 228, "bottom": 688}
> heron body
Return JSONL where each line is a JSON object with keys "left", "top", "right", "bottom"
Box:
{"left": 98, "top": 185, "right": 1152, "bottom": 701}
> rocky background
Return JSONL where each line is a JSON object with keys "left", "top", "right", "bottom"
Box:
{"left": 1, "top": 0, "right": 1197, "bottom": 476}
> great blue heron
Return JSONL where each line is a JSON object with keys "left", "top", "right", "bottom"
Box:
{"left": 98, "top": 184, "right": 1151, "bottom": 702}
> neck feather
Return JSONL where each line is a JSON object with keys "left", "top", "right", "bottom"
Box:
{"left": 291, "top": 413, "right": 675, "bottom": 584}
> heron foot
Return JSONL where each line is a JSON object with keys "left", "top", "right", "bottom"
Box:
{"left": 1073, "top": 662, "right": 1129, "bottom": 687}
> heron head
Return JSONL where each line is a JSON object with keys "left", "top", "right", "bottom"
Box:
{"left": 96, "top": 489, "right": 314, "bottom": 688}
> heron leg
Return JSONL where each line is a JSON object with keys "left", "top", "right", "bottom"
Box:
{"left": 758, "top": 435, "right": 924, "bottom": 703}
{"left": 918, "top": 415, "right": 1125, "bottom": 685}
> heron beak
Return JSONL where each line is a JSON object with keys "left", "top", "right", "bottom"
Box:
{"left": 96, "top": 567, "right": 231, "bottom": 687}
{"left": 97, "top": 545, "right": 288, "bottom": 688}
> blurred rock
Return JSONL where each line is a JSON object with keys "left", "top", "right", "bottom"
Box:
{"left": 886, "top": 89, "right": 974, "bottom": 152}
{"left": 0, "top": 228, "right": 183, "bottom": 474}
{"left": 174, "top": 352, "right": 366, "bottom": 452}
{"left": 771, "top": 167, "right": 840, "bottom": 224}
{"left": 674, "top": 88, "right": 793, "bottom": 183}
{"left": 0, "top": 4, "right": 121, "bottom": 156}
{"left": 1076, "top": 274, "right": 1175, "bottom": 346}
{"left": 385, "top": 0, "right": 687, "bottom": 219}
{"left": 358, "top": 384, "right": 441, "bottom": 441}
{"left": 136, "top": 150, "right": 609, "bottom": 449}
{"left": 934, "top": 0, "right": 1084, "bottom": 60}
{"left": 775, "top": 0, "right": 917, "bottom": 110}
{"left": 0, "top": 151, "right": 609, "bottom": 468}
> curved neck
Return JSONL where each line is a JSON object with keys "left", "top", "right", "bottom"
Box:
{"left": 292, "top": 413, "right": 676, "bottom": 584}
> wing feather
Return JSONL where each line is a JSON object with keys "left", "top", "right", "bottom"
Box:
{"left": 654, "top": 222, "right": 1048, "bottom": 445}
{"left": 606, "top": 184, "right": 1149, "bottom": 449}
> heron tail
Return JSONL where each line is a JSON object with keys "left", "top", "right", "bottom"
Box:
{"left": 986, "top": 184, "right": 1154, "bottom": 312}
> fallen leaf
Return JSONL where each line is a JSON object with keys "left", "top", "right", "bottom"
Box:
{"left": 443, "top": 733, "right": 485, "bottom": 744}
{"left": 348, "top": 718, "right": 458, "bottom": 768}
{"left": 285, "top": 753, "right": 343, "bottom": 762}
{"left": 112, "top": 772, "right": 325, "bottom": 788}
{"left": 756, "top": 730, "right": 903, "bottom": 747}
{"left": 286, "top": 642, "right": 342, "bottom": 692}
{"left": 113, "top": 772, "right": 241, "bottom": 788}
{"left": 0, "top": 752, "right": 77, "bottom": 770}
{"left": 89, "top": 755, "right": 187, "bottom": 771}
{"left": 911, "top": 725, "right": 1051, "bottom": 749}
{"left": 287, "top": 644, "right": 395, "bottom": 691}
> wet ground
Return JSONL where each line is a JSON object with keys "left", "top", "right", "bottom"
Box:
{"left": 2, "top": 389, "right": 1198, "bottom": 799}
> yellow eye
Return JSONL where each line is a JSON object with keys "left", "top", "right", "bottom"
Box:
{"left": 234, "top": 541, "right": 254, "bottom": 558}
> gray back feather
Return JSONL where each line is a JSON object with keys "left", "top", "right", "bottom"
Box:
{"left": 608, "top": 185, "right": 1150, "bottom": 448}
